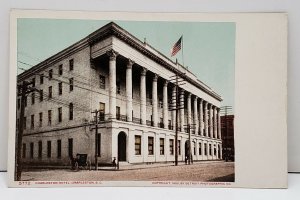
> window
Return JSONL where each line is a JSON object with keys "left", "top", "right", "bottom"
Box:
{"left": 199, "top": 142, "right": 202, "bottom": 155}
{"left": 58, "top": 107, "right": 62, "bottom": 122}
{"left": 48, "top": 110, "right": 52, "bottom": 125}
{"left": 116, "top": 81, "right": 121, "bottom": 94}
{"left": 30, "top": 142, "right": 34, "bottom": 159}
{"left": 204, "top": 143, "right": 207, "bottom": 155}
{"left": 31, "top": 92, "right": 35, "bottom": 105}
{"left": 49, "top": 69, "right": 53, "bottom": 80}
{"left": 39, "top": 112, "right": 43, "bottom": 127}
{"left": 58, "top": 82, "right": 62, "bottom": 95}
{"left": 17, "top": 99, "right": 20, "bottom": 110}
{"left": 57, "top": 140, "right": 61, "bottom": 158}
{"left": 69, "top": 78, "right": 74, "bottom": 92}
{"left": 148, "top": 137, "right": 154, "bottom": 155}
{"left": 23, "top": 117, "right": 26, "bottom": 130}
{"left": 69, "top": 59, "right": 74, "bottom": 71}
{"left": 159, "top": 100, "right": 163, "bottom": 108}
{"left": 59, "top": 64, "right": 63, "bottom": 76}
{"left": 47, "top": 141, "right": 51, "bottom": 158}
{"left": 193, "top": 141, "right": 196, "bottom": 155}
{"left": 168, "top": 120, "right": 172, "bottom": 130}
{"left": 169, "top": 139, "right": 174, "bottom": 155}
{"left": 48, "top": 86, "right": 52, "bottom": 99}
{"left": 24, "top": 96, "right": 27, "bottom": 107}
{"left": 31, "top": 114, "right": 34, "bottom": 129}
{"left": 178, "top": 140, "right": 181, "bottom": 155}
{"left": 96, "top": 134, "right": 101, "bottom": 156}
{"left": 69, "top": 103, "right": 73, "bottom": 120}
{"left": 160, "top": 138, "right": 165, "bottom": 155}
{"left": 22, "top": 143, "right": 26, "bottom": 158}
{"left": 135, "top": 135, "right": 141, "bottom": 155}
{"left": 99, "top": 75, "right": 105, "bottom": 89}
{"left": 214, "top": 145, "right": 216, "bottom": 156}
{"left": 209, "top": 144, "right": 212, "bottom": 156}
{"left": 39, "top": 90, "right": 43, "bottom": 102}
{"left": 68, "top": 138, "right": 73, "bottom": 158}
{"left": 38, "top": 141, "right": 42, "bottom": 159}
{"left": 99, "top": 102, "right": 105, "bottom": 121}
{"left": 32, "top": 77, "right": 35, "bottom": 87}
{"left": 40, "top": 74, "right": 44, "bottom": 84}
{"left": 116, "top": 106, "right": 120, "bottom": 120}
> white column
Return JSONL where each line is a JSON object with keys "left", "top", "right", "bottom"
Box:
{"left": 107, "top": 50, "right": 118, "bottom": 119}
{"left": 210, "top": 104, "right": 213, "bottom": 138}
{"left": 172, "top": 86, "right": 176, "bottom": 131}
{"left": 187, "top": 93, "right": 192, "bottom": 133}
{"left": 140, "top": 67, "right": 147, "bottom": 125}
{"left": 204, "top": 101, "right": 208, "bottom": 137}
{"left": 216, "top": 143, "right": 219, "bottom": 159}
{"left": 199, "top": 99, "right": 203, "bottom": 136}
{"left": 214, "top": 107, "right": 217, "bottom": 138}
{"left": 180, "top": 90, "right": 185, "bottom": 132}
{"left": 152, "top": 74, "right": 158, "bottom": 127}
{"left": 220, "top": 143, "right": 223, "bottom": 159}
{"left": 218, "top": 108, "right": 221, "bottom": 139}
{"left": 193, "top": 96, "right": 198, "bottom": 135}
{"left": 126, "top": 59, "right": 134, "bottom": 122}
{"left": 163, "top": 80, "right": 168, "bottom": 129}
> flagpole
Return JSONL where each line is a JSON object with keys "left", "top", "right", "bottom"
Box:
{"left": 181, "top": 35, "right": 185, "bottom": 69}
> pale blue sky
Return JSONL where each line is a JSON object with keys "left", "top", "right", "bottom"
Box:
{"left": 17, "top": 19, "right": 235, "bottom": 110}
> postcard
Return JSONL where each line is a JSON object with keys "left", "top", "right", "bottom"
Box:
{"left": 8, "top": 10, "right": 287, "bottom": 188}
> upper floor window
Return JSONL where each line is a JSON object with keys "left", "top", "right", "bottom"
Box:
{"left": 48, "top": 110, "right": 52, "bottom": 126}
{"left": 40, "top": 74, "right": 44, "bottom": 84}
{"left": 58, "top": 64, "right": 63, "bottom": 76}
{"left": 32, "top": 77, "right": 35, "bottom": 87}
{"left": 58, "top": 107, "right": 62, "bottom": 123}
{"left": 69, "top": 78, "right": 74, "bottom": 92}
{"left": 31, "top": 92, "right": 35, "bottom": 105}
{"left": 31, "top": 114, "right": 34, "bottom": 129}
{"left": 99, "top": 75, "right": 105, "bottom": 89}
{"left": 49, "top": 69, "right": 53, "bottom": 80}
{"left": 69, "top": 103, "right": 73, "bottom": 120}
{"left": 116, "top": 81, "right": 121, "bottom": 94}
{"left": 58, "top": 82, "right": 62, "bottom": 95}
{"left": 48, "top": 86, "right": 52, "bottom": 99}
{"left": 69, "top": 59, "right": 74, "bottom": 71}
{"left": 39, "top": 90, "right": 43, "bottom": 102}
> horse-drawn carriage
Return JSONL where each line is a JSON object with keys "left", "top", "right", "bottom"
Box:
{"left": 70, "top": 154, "right": 91, "bottom": 171}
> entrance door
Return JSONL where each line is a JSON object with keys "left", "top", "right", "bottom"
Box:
{"left": 118, "top": 132, "right": 126, "bottom": 161}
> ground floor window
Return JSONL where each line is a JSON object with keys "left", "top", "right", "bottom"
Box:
{"left": 209, "top": 144, "right": 212, "bottom": 156}
{"left": 38, "top": 141, "right": 42, "bottom": 159}
{"left": 178, "top": 140, "right": 181, "bottom": 155}
{"left": 160, "top": 138, "right": 165, "bottom": 155}
{"left": 214, "top": 145, "right": 217, "bottom": 156}
{"left": 169, "top": 139, "right": 174, "bottom": 155}
{"left": 68, "top": 138, "right": 73, "bottom": 158}
{"left": 204, "top": 143, "right": 207, "bottom": 155}
{"left": 47, "top": 141, "right": 51, "bottom": 158}
{"left": 199, "top": 142, "right": 202, "bottom": 155}
{"left": 148, "top": 136, "right": 154, "bottom": 155}
{"left": 22, "top": 143, "right": 26, "bottom": 158}
{"left": 193, "top": 141, "right": 196, "bottom": 155}
{"left": 57, "top": 140, "right": 61, "bottom": 158}
{"left": 30, "top": 142, "right": 34, "bottom": 159}
{"left": 135, "top": 135, "right": 141, "bottom": 155}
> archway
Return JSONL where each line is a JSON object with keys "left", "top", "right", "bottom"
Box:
{"left": 118, "top": 132, "right": 127, "bottom": 161}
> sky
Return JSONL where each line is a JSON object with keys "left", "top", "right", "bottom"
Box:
{"left": 17, "top": 19, "right": 235, "bottom": 111}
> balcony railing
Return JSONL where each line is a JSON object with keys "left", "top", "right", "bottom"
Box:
{"left": 158, "top": 122, "right": 164, "bottom": 128}
{"left": 146, "top": 120, "right": 153, "bottom": 126}
{"left": 132, "top": 117, "right": 141, "bottom": 124}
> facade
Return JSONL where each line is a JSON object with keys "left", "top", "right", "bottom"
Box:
{"left": 17, "top": 22, "right": 223, "bottom": 166}
{"left": 221, "top": 115, "right": 235, "bottom": 161}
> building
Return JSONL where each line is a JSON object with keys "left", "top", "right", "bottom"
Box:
{"left": 16, "top": 22, "right": 223, "bottom": 167}
{"left": 221, "top": 115, "right": 234, "bottom": 161}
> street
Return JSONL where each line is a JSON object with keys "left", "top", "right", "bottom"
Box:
{"left": 22, "top": 161, "right": 234, "bottom": 182}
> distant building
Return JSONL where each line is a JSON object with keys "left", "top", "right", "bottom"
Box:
{"left": 221, "top": 115, "right": 234, "bottom": 161}
{"left": 17, "top": 22, "right": 223, "bottom": 167}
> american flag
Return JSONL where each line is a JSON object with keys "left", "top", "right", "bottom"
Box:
{"left": 170, "top": 36, "right": 182, "bottom": 57}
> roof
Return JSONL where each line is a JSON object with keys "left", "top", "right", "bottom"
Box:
{"left": 17, "top": 22, "right": 222, "bottom": 101}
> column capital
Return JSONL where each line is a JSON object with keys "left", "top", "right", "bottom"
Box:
{"left": 127, "top": 58, "right": 135, "bottom": 68}
{"left": 153, "top": 74, "right": 159, "bottom": 82}
{"left": 141, "top": 67, "right": 147, "bottom": 76}
{"left": 187, "top": 93, "right": 192, "bottom": 98}
{"left": 164, "top": 80, "right": 169, "bottom": 86}
{"left": 194, "top": 96, "right": 198, "bottom": 100}
{"left": 107, "top": 49, "right": 119, "bottom": 61}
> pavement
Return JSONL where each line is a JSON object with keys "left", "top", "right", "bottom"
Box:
{"left": 21, "top": 161, "right": 235, "bottom": 182}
